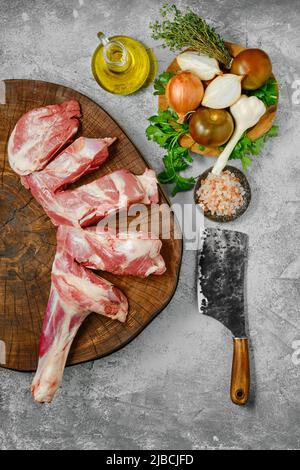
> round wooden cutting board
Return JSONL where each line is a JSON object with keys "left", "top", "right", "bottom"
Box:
{"left": 0, "top": 79, "right": 182, "bottom": 371}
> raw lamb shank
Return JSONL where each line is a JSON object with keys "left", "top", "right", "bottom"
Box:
{"left": 25, "top": 166, "right": 159, "bottom": 227}
{"left": 8, "top": 100, "right": 81, "bottom": 175}
{"left": 21, "top": 136, "right": 116, "bottom": 192}
{"left": 58, "top": 225, "right": 166, "bottom": 277}
{"left": 31, "top": 248, "right": 128, "bottom": 403}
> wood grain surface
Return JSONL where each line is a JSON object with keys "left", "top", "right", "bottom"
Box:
{"left": 158, "top": 42, "right": 278, "bottom": 157}
{"left": 0, "top": 79, "right": 182, "bottom": 372}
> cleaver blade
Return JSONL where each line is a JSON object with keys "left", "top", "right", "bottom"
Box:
{"left": 198, "top": 228, "right": 250, "bottom": 406}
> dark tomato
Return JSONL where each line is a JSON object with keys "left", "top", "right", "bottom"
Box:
{"left": 189, "top": 108, "right": 234, "bottom": 147}
{"left": 230, "top": 48, "right": 272, "bottom": 90}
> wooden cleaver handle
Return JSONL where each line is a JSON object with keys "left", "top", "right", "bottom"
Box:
{"left": 230, "top": 338, "right": 250, "bottom": 406}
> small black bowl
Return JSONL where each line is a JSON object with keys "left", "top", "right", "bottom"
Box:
{"left": 194, "top": 165, "right": 251, "bottom": 223}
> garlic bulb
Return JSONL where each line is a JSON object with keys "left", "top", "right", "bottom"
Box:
{"left": 202, "top": 74, "right": 243, "bottom": 109}
{"left": 212, "top": 95, "right": 266, "bottom": 175}
{"left": 176, "top": 51, "right": 221, "bottom": 81}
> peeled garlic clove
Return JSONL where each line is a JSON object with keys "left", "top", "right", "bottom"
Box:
{"left": 202, "top": 74, "right": 243, "bottom": 109}
{"left": 176, "top": 52, "right": 221, "bottom": 81}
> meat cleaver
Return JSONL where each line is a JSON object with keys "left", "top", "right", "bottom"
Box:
{"left": 198, "top": 228, "right": 250, "bottom": 406}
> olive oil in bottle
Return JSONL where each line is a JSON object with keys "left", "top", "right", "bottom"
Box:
{"left": 92, "top": 33, "right": 156, "bottom": 95}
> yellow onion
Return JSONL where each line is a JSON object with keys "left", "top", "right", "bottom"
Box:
{"left": 166, "top": 71, "right": 204, "bottom": 122}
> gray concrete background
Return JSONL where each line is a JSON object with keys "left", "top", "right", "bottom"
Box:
{"left": 0, "top": 0, "right": 300, "bottom": 450}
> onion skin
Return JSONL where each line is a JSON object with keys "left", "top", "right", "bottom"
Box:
{"left": 166, "top": 71, "right": 204, "bottom": 122}
{"left": 189, "top": 108, "right": 234, "bottom": 147}
{"left": 202, "top": 78, "right": 215, "bottom": 89}
{"left": 230, "top": 48, "right": 272, "bottom": 90}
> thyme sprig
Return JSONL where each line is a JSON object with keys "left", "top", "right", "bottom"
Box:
{"left": 150, "top": 4, "right": 232, "bottom": 69}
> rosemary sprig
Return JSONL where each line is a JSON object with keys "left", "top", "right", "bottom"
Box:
{"left": 150, "top": 4, "right": 232, "bottom": 69}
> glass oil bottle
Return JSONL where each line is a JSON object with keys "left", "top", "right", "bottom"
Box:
{"left": 92, "top": 33, "right": 156, "bottom": 95}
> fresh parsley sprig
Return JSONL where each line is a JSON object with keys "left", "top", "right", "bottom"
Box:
{"left": 159, "top": 147, "right": 195, "bottom": 196}
{"left": 146, "top": 108, "right": 189, "bottom": 149}
{"left": 146, "top": 108, "right": 195, "bottom": 195}
{"left": 219, "top": 125, "right": 279, "bottom": 171}
{"left": 153, "top": 71, "right": 175, "bottom": 95}
{"left": 247, "top": 78, "right": 278, "bottom": 107}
